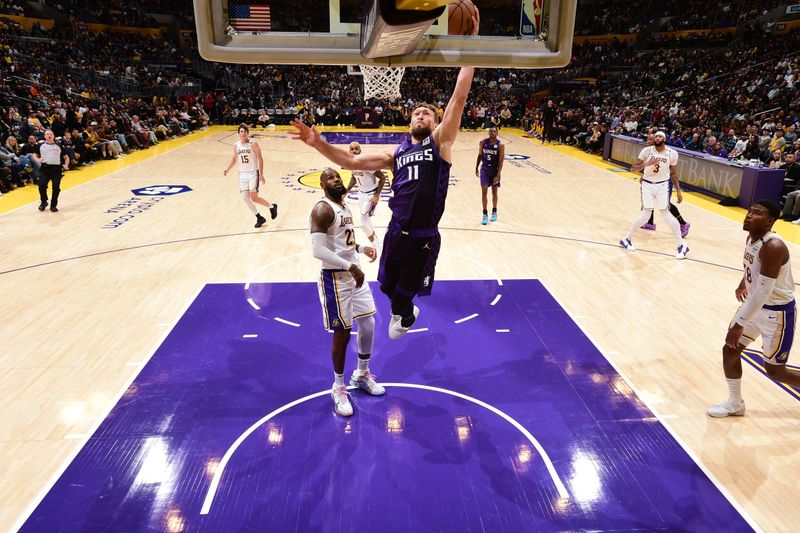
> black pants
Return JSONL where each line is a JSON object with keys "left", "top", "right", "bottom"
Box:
{"left": 542, "top": 121, "right": 554, "bottom": 142}
{"left": 39, "top": 164, "right": 63, "bottom": 207}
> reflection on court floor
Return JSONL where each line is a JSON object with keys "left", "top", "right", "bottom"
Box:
{"left": 21, "top": 280, "right": 752, "bottom": 532}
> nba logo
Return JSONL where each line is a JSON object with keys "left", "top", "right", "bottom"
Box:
{"left": 423, "top": 276, "right": 431, "bottom": 287}
{"left": 519, "top": 0, "right": 543, "bottom": 37}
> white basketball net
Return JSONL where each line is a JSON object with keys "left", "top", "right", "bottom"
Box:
{"left": 360, "top": 65, "right": 406, "bottom": 101}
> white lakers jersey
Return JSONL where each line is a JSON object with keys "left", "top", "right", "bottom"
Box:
{"left": 316, "top": 197, "right": 359, "bottom": 270}
{"left": 743, "top": 232, "right": 794, "bottom": 305}
{"left": 236, "top": 140, "right": 257, "bottom": 174}
{"left": 351, "top": 170, "right": 379, "bottom": 193}
{"left": 638, "top": 146, "right": 677, "bottom": 182}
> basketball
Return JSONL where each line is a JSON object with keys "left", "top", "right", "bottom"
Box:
{"left": 448, "top": 0, "right": 477, "bottom": 35}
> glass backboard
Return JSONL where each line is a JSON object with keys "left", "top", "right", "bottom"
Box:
{"left": 194, "top": 0, "right": 576, "bottom": 68}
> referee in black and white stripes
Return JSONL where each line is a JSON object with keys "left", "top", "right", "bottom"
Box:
{"left": 33, "top": 129, "right": 69, "bottom": 212}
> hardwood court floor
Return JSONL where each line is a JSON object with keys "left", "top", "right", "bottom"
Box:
{"left": 1, "top": 126, "right": 798, "bottom": 531}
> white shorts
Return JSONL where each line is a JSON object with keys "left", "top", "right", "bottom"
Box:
{"left": 640, "top": 180, "right": 669, "bottom": 210}
{"left": 239, "top": 171, "right": 259, "bottom": 192}
{"left": 732, "top": 301, "right": 795, "bottom": 365}
{"left": 358, "top": 191, "right": 378, "bottom": 216}
{"left": 318, "top": 269, "right": 376, "bottom": 330}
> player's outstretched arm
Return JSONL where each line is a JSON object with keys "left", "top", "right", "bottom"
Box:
{"left": 290, "top": 119, "right": 393, "bottom": 171}
{"left": 434, "top": 9, "right": 479, "bottom": 147}
{"left": 436, "top": 67, "right": 475, "bottom": 147}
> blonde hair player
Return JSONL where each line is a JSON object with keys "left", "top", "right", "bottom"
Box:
{"left": 310, "top": 168, "right": 383, "bottom": 417}
{"left": 223, "top": 123, "right": 278, "bottom": 228}
{"left": 344, "top": 142, "right": 387, "bottom": 252}
{"left": 619, "top": 130, "right": 689, "bottom": 259}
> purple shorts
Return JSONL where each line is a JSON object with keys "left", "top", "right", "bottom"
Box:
{"left": 479, "top": 171, "right": 500, "bottom": 188}
{"left": 378, "top": 229, "right": 441, "bottom": 298}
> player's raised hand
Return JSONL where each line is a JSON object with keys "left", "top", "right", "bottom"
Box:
{"left": 348, "top": 263, "right": 365, "bottom": 288}
{"left": 364, "top": 246, "right": 377, "bottom": 263}
{"left": 290, "top": 119, "right": 320, "bottom": 148}
{"left": 470, "top": 6, "right": 480, "bottom": 36}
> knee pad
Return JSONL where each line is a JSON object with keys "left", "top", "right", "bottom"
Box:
{"left": 355, "top": 315, "right": 375, "bottom": 354}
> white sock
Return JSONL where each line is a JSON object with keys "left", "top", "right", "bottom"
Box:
{"left": 241, "top": 191, "right": 258, "bottom": 215}
{"left": 357, "top": 357, "right": 369, "bottom": 372}
{"left": 662, "top": 209, "right": 685, "bottom": 246}
{"left": 334, "top": 373, "right": 344, "bottom": 387}
{"left": 726, "top": 378, "right": 742, "bottom": 404}
{"left": 625, "top": 209, "right": 653, "bottom": 240}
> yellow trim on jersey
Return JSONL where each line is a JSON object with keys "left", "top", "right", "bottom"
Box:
{"left": 767, "top": 311, "right": 786, "bottom": 359}
{"left": 318, "top": 272, "right": 331, "bottom": 330}
{"left": 332, "top": 272, "right": 351, "bottom": 329}
{"left": 742, "top": 333, "right": 757, "bottom": 342}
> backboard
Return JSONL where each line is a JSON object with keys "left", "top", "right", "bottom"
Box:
{"left": 194, "top": 0, "right": 576, "bottom": 68}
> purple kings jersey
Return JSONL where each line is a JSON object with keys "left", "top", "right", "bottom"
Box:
{"left": 480, "top": 138, "right": 500, "bottom": 176}
{"left": 390, "top": 134, "right": 452, "bottom": 230}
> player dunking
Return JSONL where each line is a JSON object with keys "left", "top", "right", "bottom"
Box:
{"left": 292, "top": 58, "right": 478, "bottom": 340}
{"left": 708, "top": 200, "right": 800, "bottom": 417}
{"left": 310, "top": 168, "right": 382, "bottom": 417}
{"left": 292, "top": 11, "right": 478, "bottom": 339}
{"left": 223, "top": 124, "right": 278, "bottom": 228}
{"left": 475, "top": 127, "right": 504, "bottom": 224}
{"left": 345, "top": 142, "right": 387, "bottom": 252}
{"left": 619, "top": 131, "right": 689, "bottom": 259}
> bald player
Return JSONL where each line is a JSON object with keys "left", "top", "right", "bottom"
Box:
{"left": 311, "top": 168, "right": 382, "bottom": 417}
{"left": 344, "top": 142, "right": 387, "bottom": 252}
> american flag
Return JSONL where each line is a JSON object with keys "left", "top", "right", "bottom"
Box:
{"left": 229, "top": 4, "right": 271, "bottom": 31}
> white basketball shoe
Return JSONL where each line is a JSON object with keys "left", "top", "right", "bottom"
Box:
{"left": 331, "top": 385, "right": 353, "bottom": 417}
{"left": 707, "top": 400, "right": 745, "bottom": 418}
{"left": 389, "top": 305, "right": 420, "bottom": 340}
{"left": 350, "top": 370, "right": 386, "bottom": 396}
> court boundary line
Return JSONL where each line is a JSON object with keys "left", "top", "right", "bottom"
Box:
{"left": 199, "top": 382, "right": 570, "bottom": 515}
{"left": 4, "top": 226, "right": 773, "bottom": 279}
{"left": 10, "top": 284, "right": 207, "bottom": 533}
{"left": 527, "top": 134, "right": 800, "bottom": 242}
{"left": 0, "top": 128, "right": 219, "bottom": 216}
{"left": 539, "top": 279, "right": 763, "bottom": 533}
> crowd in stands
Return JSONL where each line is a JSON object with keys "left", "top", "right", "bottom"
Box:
{"left": 0, "top": 30, "right": 210, "bottom": 194}
{"left": 575, "top": 0, "right": 785, "bottom": 36}
{"left": 0, "top": 0, "right": 27, "bottom": 17}
{"left": 2, "top": 0, "right": 800, "bottom": 201}
{"left": 38, "top": 0, "right": 157, "bottom": 28}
